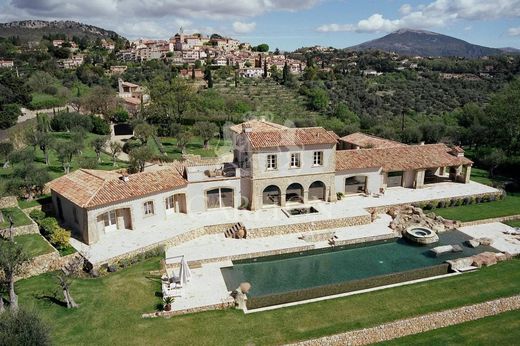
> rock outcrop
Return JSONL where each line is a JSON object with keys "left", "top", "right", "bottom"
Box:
{"left": 388, "top": 205, "right": 458, "bottom": 235}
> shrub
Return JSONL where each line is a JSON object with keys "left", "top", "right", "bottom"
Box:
{"left": 462, "top": 197, "right": 471, "bottom": 205}
{"left": 122, "top": 138, "right": 142, "bottom": 154}
{"left": 449, "top": 198, "right": 457, "bottom": 207}
{"left": 475, "top": 196, "right": 482, "bottom": 203}
{"left": 43, "top": 85, "right": 58, "bottom": 95}
{"left": 90, "top": 115, "right": 110, "bottom": 135}
{"left": 336, "top": 192, "right": 344, "bottom": 200}
{"left": 111, "top": 109, "right": 129, "bottom": 123}
{"left": 51, "top": 112, "right": 93, "bottom": 132}
{"left": 437, "top": 200, "right": 446, "bottom": 208}
{"left": 39, "top": 217, "right": 59, "bottom": 237}
{"left": 454, "top": 198, "right": 463, "bottom": 206}
{"left": 489, "top": 194, "right": 497, "bottom": 202}
{"left": 49, "top": 227, "right": 71, "bottom": 249}
{"left": 29, "top": 209, "right": 46, "bottom": 222}
{"left": 77, "top": 157, "right": 98, "bottom": 169}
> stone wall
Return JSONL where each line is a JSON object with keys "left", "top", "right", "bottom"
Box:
{"left": 142, "top": 297, "right": 235, "bottom": 318}
{"left": 15, "top": 252, "right": 83, "bottom": 281}
{"left": 247, "top": 214, "right": 371, "bottom": 238}
{"left": 461, "top": 214, "right": 520, "bottom": 227}
{"left": 289, "top": 295, "right": 520, "bottom": 346}
{"left": 0, "top": 222, "right": 39, "bottom": 238}
{"left": 0, "top": 196, "right": 17, "bottom": 208}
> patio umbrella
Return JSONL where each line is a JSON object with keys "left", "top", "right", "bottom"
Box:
{"left": 178, "top": 256, "right": 192, "bottom": 286}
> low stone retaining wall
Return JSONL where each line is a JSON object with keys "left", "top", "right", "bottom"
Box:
{"left": 0, "top": 222, "right": 39, "bottom": 238}
{"left": 334, "top": 233, "right": 397, "bottom": 247}
{"left": 0, "top": 196, "right": 17, "bottom": 208}
{"left": 188, "top": 244, "right": 315, "bottom": 267}
{"left": 15, "top": 252, "right": 83, "bottom": 281}
{"left": 288, "top": 294, "right": 520, "bottom": 346}
{"left": 461, "top": 214, "right": 520, "bottom": 227}
{"left": 248, "top": 215, "right": 372, "bottom": 238}
{"left": 142, "top": 297, "right": 235, "bottom": 318}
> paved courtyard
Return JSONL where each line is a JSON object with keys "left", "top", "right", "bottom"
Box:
{"left": 459, "top": 222, "right": 520, "bottom": 255}
{"left": 70, "top": 181, "right": 498, "bottom": 265}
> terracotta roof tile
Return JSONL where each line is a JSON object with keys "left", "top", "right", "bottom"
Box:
{"left": 247, "top": 127, "right": 338, "bottom": 149}
{"left": 48, "top": 168, "right": 187, "bottom": 209}
{"left": 339, "top": 132, "right": 407, "bottom": 149}
{"left": 336, "top": 144, "right": 472, "bottom": 172}
{"left": 229, "top": 119, "right": 288, "bottom": 134}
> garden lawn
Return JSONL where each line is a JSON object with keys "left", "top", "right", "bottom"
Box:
{"left": 29, "top": 92, "right": 67, "bottom": 110}
{"left": 380, "top": 309, "right": 520, "bottom": 345}
{"left": 505, "top": 220, "right": 520, "bottom": 228}
{"left": 14, "top": 234, "right": 54, "bottom": 258}
{"left": 0, "top": 207, "right": 32, "bottom": 229}
{"left": 14, "top": 258, "right": 520, "bottom": 346}
{"left": 435, "top": 193, "right": 520, "bottom": 222}
{"left": 18, "top": 195, "right": 52, "bottom": 209}
{"left": 160, "top": 136, "right": 231, "bottom": 159}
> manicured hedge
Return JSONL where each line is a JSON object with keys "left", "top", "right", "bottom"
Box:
{"left": 247, "top": 263, "right": 450, "bottom": 310}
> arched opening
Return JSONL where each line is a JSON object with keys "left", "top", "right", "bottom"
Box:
{"left": 263, "top": 185, "right": 281, "bottom": 207}
{"left": 286, "top": 183, "right": 304, "bottom": 204}
{"left": 308, "top": 181, "right": 326, "bottom": 201}
{"left": 345, "top": 176, "right": 367, "bottom": 195}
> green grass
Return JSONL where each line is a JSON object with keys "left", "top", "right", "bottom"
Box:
{"left": 18, "top": 194, "right": 52, "bottom": 209}
{"left": 29, "top": 92, "right": 67, "bottom": 110}
{"left": 380, "top": 309, "right": 520, "bottom": 345}
{"left": 505, "top": 220, "right": 520, "bottom": 228}
{"left": 435, "top": 193, "right": 520, "bottom": 222}
{"left": 160, "top": 136, "right": 232, "bottom": 159}
{"left": 433, "top": 167, "right": 520, "bottom": 222}
{"left": 0, "top": 207, "right": 32, "bottom": 229}
{"left": 14, "top": 234, "right": 54, "bottom": 258}
{"left": 12, "top": 258, "right": 520, "bottom": 345}
{"left": 57, "top": 244, "right": 76, "bottom": 256}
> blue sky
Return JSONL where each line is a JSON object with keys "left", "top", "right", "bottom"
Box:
{"left": 1, "top": 0, "right": 519, "bottom": 50}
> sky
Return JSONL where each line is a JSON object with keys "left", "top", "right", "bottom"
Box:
{"left": 1, "top": 0, "right": 520, "bottom": 50}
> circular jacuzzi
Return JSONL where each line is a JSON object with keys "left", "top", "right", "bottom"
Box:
{"left": 404, "top": 226, "right": 439, "bottom": 245}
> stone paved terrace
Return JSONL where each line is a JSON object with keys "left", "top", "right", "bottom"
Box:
{"left": 165, "top": 214, "right": 396, "bottom": 265}
{"left": 459, "top": 222, "right": 520, "bottom": 255}
{"left": 70, "top": 181, "right": 498, "bottom": 265}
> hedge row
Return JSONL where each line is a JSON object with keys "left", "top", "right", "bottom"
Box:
{"left": 413, "top": 192, "right": 504, "bottom": 211}
{"left": 247, "top": 263, "right": 450, "bottom": 310}
{"left": 28, "top": 210, "right": 71, "bottom": 250}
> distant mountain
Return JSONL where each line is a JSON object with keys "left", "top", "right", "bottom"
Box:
{"left": 349, "top": 29, "right": 507, "bottom": 58}
{"left": 500, "top": 47, "right": 520, "bottom": 53}
{"left": 0, "top": 20, "right": 126, "bottom": 41}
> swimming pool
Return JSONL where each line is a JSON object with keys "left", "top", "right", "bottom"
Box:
{"left": 221, "top": 230, "right": 496, "bottom": 307}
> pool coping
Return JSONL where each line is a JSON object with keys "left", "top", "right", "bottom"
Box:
{"left": 243, "top": 271, "right": 464, "bottom": 314}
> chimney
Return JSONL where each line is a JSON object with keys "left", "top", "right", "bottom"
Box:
{"left": 260, "top": 116, "right": 266, "bottom": 122}
{"left": 419, "top": 141, "right": 425, "bottom": 146}
{"left": 242, "top": 123, "right": 252, "bottom": 133}
{"left": 120, "top": 174, "right": 129, "bottom": 182}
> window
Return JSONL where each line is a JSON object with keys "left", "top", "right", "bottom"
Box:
{"left": 165, "top": 196, "right": 174, "bottom": 210}
{"left": 313, "top": 151, "right": 323, "bottom": 166}
{"left": 290, "top": 153, "right": 301, "bottom": 168}
{"left": 345, "top": 176, "right": 367, "bottom": 194}
{"left": 206, "top": 188, "right": 234, "bottom": 209}
{"left": 98, "top": 210, "right": 116, "bottom": 227}
{"left": 387, "top": 171, "right": 403, "bottom": 187}
{"left": 267, "top": 154, "right": 277, "bottom": 170}
{"left": 73, "top": 208, "right": 78, "bottom": 223}
{"left": 144, "top": 201, "right": 155, "bottom": 215}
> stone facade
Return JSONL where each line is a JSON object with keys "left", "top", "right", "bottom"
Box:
{"left": 290, "top": 295, "right": 520, "bottom": 346}
{"left": 460, "top": 214, "right": 520, "bottom": 227}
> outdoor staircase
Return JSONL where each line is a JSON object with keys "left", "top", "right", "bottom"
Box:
{"left": 224, "top": 222, "right": 247, "bottom": 239}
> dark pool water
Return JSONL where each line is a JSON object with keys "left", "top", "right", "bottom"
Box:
{"left": 221, "top": 230, "right": 496, "bottom": 297}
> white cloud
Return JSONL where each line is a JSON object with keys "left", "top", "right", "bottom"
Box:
{"left": 232, "top": 21, "right": 256, "bottom": 34}
{"left": 7, "top": 0, "right": 319, "bottom": 20}
{"left": 317, "top": 0, "right": 520, "bottom": 33}
{"left": 399, "top": 4, "right": 412, "bottom": 15}
{"left": 508, "top": 26, "right": 520, "bottom": 36}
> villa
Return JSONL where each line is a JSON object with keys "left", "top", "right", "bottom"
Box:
{"left": 48, "top": 119, "right": 474, "bottom": 247}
